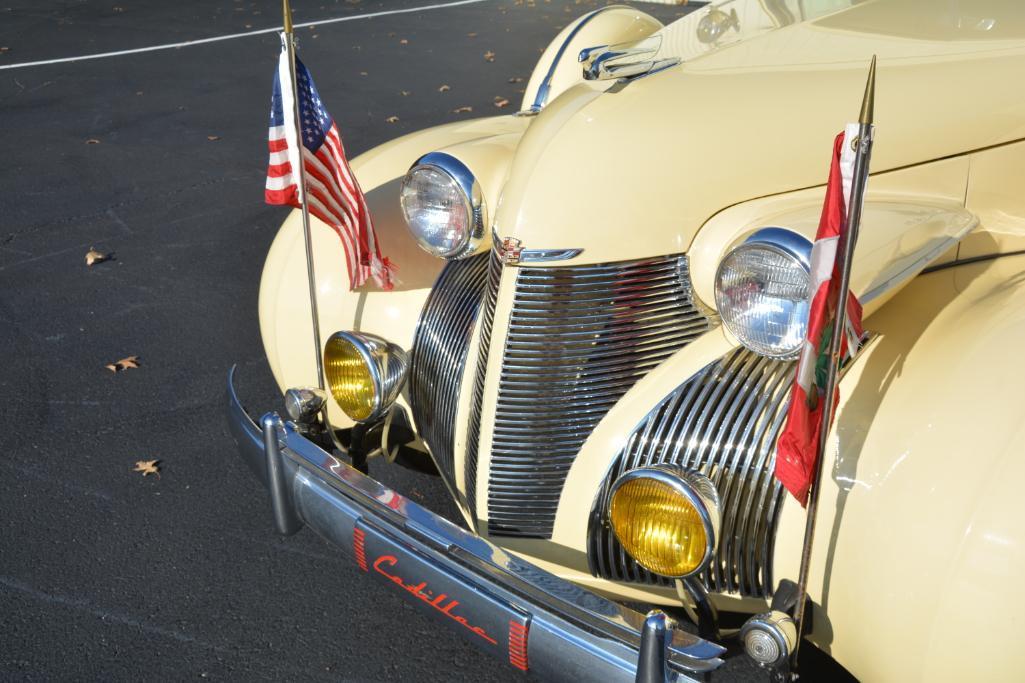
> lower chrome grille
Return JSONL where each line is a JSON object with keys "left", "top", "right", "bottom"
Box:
{"left": 487, "top": 255, "right": 711, "bottom": 538}
{"left": 408, "top": 253, "right": 489, "bottom": 491}
{"left": 587, "top": 347, "right": 794, "bottom": 598}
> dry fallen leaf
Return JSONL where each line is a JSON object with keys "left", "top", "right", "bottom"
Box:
{"left": 85, "top": 247, "right": 108, "bottom": 266}
{"left": 134, "top": 460, "right": 161, "bottom": 478}
{"left": 207, "top": 135, "right": 220, "bottom": 141}
{"left": 437, "top": 84, "right": 450, "bottom": 92}
{"left": 494, "top": 97, "right": 510, "bottom": 109}
{"left": 106, "top": 355, "right": 140, "bottom": 373}
{"left": 399, "top": 90, "right": 411, "bottom": 96}
{"left": 483, "top": 50, "right": 496, "bottom": 62}
{"left": 85, "top": 138, "right": 100, "bottom": 145}
{"left": 385, "top": 116, "right": 399, "bottom": 123}
{"left": 452, "top": 106, "right": 473, "bottom": 114}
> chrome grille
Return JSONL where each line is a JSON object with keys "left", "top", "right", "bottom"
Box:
{"left": 408, "top": 253, "right": 489, "bottom": 491}
{"left": 487, "top": 255, "right": 711, "bottom": 538}
{"left": 464, "top": 249, "right": 502, "bottom": 519}
{"left": 587, "top": 347, "right": 794, "bottom": 598}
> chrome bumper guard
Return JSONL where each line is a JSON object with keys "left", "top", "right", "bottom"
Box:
{"left": 226, "top": 367, "right": 725, "bottom": 682}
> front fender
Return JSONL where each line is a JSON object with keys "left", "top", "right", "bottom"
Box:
{"left": 258, "top": 115, "right": 526, "bottom": 426}
{"left": 771, "top": 252, "right": 1025, "bottom": 682}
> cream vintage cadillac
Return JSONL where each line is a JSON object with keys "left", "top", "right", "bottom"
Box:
{"left": 226, "top": 0, "right": 1025, "bottom": 680}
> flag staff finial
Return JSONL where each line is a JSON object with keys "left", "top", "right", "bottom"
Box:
{"left": 859, "top": 55, "right": 876, "bottom": 125}
{"left": 283, "top": 0, "right": 293, "bottom": 35}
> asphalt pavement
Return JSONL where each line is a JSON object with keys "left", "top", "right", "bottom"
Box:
{"left": 0, "top": 1, "right": 788, "bottom": 681}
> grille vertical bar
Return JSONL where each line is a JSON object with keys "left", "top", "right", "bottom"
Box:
{"left": 464, "top": 249, "right": 502, "bottom": 519}
{"left": 487, "top": 255, "right": 710, "bottom": 538}
{"left": 408, "top": 253, "right": 489, "bottom": 491}
{"left": 587, "top": 347, "right": 794, "bottom": 598}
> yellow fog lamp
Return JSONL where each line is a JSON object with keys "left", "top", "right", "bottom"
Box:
{"left": 609, "top": 466, "right": 720, "bottom": 578}
{"left": 323, "top": 331, "right": 409, "bottom": 423}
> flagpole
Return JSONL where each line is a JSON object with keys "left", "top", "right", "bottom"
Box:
{"left": 791, "top": 55, "right": 876, "bottom": 669}
{"left": 282, "top": 0, "right": 326, "bottom": 391}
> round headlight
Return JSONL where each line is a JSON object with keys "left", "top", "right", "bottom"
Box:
{"left": 609, "top": 466, "right": 720, "bottom": 578}
{"left": 399, "top": 152, "right": 486, "bottom": 259}
{"left": 323, "top": 331, "right": 409, "bottom": 423}
{"left": 714, "top": 227, "right": 812, "bottom": 360}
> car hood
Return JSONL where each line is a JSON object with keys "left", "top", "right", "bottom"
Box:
{"left": 491, "top": 0, "right": 1025, "bottom": 265}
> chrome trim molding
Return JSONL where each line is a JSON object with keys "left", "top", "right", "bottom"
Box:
{"left": 589, "top": 347, "right": 794, "bottom": 598}
{"left": 518, "top": 247, "right": 584, "bottom": 263}
{"left": 487, "top": 254, "right": 712, "bottom": 538}
{"left": 409, "top": 253, "right": 490, "bottom": 494}
{"left": 227, "top": 367, "right": 726, "bottom": 681}
{"left": 529, "top": 4, "right": 628, "bottom": 113}
{"left": 493, "top": 229, "right": 584, "bottom": 264}
{"left": 405, "top": 151, "right": 489, "bottom": 260}
{"left": 464, "top": 247, "right": 503, "bottom": 521}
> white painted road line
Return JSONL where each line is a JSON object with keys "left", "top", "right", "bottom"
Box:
{"left": 0, "top": 0, "right": 493, "bottom": 71}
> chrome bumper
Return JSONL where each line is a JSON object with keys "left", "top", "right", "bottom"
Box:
{"left": 226, "top": 367, "right": 725, "bottom": 682}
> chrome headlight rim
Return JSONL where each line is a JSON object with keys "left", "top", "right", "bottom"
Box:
{"left": 323, "top": 330, "right": 408, "bottom": 424}
{"left": 714, "top": 227, "right": 813, "bottom": 361}
{"left": 400, "top": 152, "right": 487, "bottom": 260}
{"left": 609, "top": 464, "right": 721, "bottom": 579}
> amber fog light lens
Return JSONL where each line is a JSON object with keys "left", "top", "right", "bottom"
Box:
{"left": 609, "top": 467, "right": 720, "bottom": 578}
{"left": 324, "top": 336, "right": 376, "bottom": 421}
{"left": 323, "top": 331, "right": 409, "bottom": 424}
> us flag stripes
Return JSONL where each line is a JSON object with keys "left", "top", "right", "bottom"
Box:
{"left": 265, "top": 36, "right": 395, "bottom": 290}
{"left": 775, "top": 123, "right": 866, "bottom": 507}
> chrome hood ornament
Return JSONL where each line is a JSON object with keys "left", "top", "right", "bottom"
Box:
{"left": 578, "top": 35, "right": 680, "bottom": 82}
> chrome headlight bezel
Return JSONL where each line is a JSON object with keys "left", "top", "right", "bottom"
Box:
{"left": 713, "top": 227, "right": 813, "bottom": 360}
{"left": 608, "top": 465, "right": 721, "bottom": 579}
{"left": 399, "top": 152, "right": 487, "bottom": 260}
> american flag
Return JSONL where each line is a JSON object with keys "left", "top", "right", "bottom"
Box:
{"left": 265, "top": 37, "right": 394, "bottom": 290}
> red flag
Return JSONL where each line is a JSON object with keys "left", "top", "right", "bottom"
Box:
{"left": 776, "top": 125, "right": 865, "bottom": 506}
{"left": 265, "top": 40, "right": 395, "bottom": 291}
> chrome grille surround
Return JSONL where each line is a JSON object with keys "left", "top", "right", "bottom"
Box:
{"left": 487, "top": 255, "right": 711, "bottom": 538}
{"left": 587, "top": 347, "right": 794, "bottom": 598}
{"left": 464, "top": 249, "right": 502, "bottom": 519}
{"left": 408, "top": 253, "right": 489, "bottom": 491}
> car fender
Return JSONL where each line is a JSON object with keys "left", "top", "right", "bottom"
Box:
{"left": 258, "top": 115, "right": 526, "bottom": 426}
{"left": 771, "top": 253, "right": 1025, "bottom": 682}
